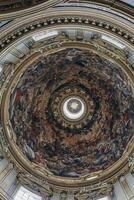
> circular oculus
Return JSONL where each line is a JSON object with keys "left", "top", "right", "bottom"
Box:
{"left": 61, "top": 96, "right": 86, "bottom": 121}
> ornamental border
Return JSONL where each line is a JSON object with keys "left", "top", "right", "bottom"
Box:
{"left": 0, "top": 14, "right": 134, "bottom": 53}
{"left": 0, "top": 0, "right": 65, "bottom": 20}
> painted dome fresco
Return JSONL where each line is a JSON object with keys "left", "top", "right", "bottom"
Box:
{"left": 8, "top": 48, "right": 134, "bottom": 178}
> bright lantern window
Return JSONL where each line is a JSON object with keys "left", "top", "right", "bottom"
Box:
{"left": 14, "top": 186, "right": 42, "bottom": 200}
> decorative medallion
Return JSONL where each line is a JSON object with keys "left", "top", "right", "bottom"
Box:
{"left": 49, "top": 83, "right": 96, "bottom": 132}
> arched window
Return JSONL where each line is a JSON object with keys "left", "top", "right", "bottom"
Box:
{"left": 99, "top": 197, "right": 110, "bottom": 200}
{"left": 121, "top": 0, "right": 134, "bottom": 6}
{"left": 14, "top": 186, "right": 42, "bottom": 200}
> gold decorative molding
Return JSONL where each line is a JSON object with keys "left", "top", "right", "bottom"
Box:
{"left": 0, "top": 0, "right": 66, "bottom": 20}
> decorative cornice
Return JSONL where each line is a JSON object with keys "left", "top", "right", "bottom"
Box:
{"left": 0, "top": 0, "right": 133, "bottom": 20}
{"left": 0, "top": 10, "right": 133, "bottom": 53}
